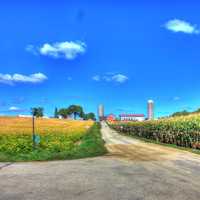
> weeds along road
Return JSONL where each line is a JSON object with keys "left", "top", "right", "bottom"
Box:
{"left": 0, "top": 122, "right": 200, "bottom": 200}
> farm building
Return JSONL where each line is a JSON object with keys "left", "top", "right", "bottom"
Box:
{"left": 119, "top": 114, "right": 145, "bottom": 121}
{"left": 106, "top": 114, "right": 116, "bottom": 122}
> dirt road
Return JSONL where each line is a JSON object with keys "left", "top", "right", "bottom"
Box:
{"left": 0, "top": 122, "right": 200, "bottom": 200}
{"left": 101, "top": 121, "right": 200, "bottom": 162}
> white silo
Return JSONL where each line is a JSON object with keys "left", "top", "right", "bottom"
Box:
{"left": 98, "top": 104, "right": 104, "bottom": 121}
{"left": 147, "top": 100, "right": 154, "bottom": 120}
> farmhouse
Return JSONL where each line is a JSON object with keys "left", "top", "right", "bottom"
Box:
{"left": 119, "top": 114, "right": 145, "bottom": 121}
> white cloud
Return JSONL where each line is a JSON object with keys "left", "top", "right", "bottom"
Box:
{"left": 165, "top": 19, "right": 199, "bottom": 34}
{"left": 173, "top": 96, "right": 181, "bottom": 101}
{"left": 92, "top": 73, "right": 128, "bottom": 84}
{"left": 9, "top": 106, "right": 21, "bottom": 111}
{"left": 111, "top": 74, "right": 128, "bottom": 83}
{"left": 26, "top": 45, "right": 38, "bottom": 55}
{"left": 92, "top": 75, "right": 100, "bottom": 81}
{"left": 0, "top": 73, "right": 47, "bottom": 85}
{"left": 27, "top": 41, "right": 86, "bottom": 60}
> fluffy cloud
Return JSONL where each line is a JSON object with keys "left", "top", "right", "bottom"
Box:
{"left": 92, "top": 73, "right": 128, "bottom": 84}
{"left": 111, "top": 74, "right": 129, "bottom": 83}
{"left": 0, "top": 73, "right": 47, "bottom": 85}
{"left": 9, "top": 106, "right": 21, "bottom": 112}
{"left": 165, "top": 19, "right": 199, "bottom": 34}
{"left": 8, "top": 106, "right": 27, "bottom": 113}
{"left": 27, "top": 41, "right": 86, "bottom": 60}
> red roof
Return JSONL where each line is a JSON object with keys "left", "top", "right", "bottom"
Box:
{"left": 120, "top": 114, "right": 145, "bottom": 117}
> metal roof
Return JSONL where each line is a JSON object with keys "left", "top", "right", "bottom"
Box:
{"left": 119, "top": 114, "right": 145, "bottom": 117}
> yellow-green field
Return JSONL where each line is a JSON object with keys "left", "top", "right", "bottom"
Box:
{"left": 0, "top": 117, "right": 106, "bottom": 161}
{"left": 0, "top": 117, "right": 93, "bottom": 135}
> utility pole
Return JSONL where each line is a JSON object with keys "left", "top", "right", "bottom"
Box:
{"left": 32, "top": 115, "right": 36, "bottom": 149}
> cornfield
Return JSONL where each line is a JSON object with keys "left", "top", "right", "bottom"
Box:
{"left": 110, "top": 114, "right": 200, "bottom": 149}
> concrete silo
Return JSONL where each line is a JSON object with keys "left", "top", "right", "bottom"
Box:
{"left": 147, "top": 100, "right": 154, "bottom": 120}
{"left": 98, "top": 104, "right": 105, "bottom": 121}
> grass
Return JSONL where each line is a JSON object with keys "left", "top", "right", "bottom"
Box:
{"left": 0, "top": 117, "right": 107, "bottom": 162}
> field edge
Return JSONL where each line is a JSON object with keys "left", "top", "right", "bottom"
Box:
{"left": 0, "top": 123, "right": 107, "bottom": 162}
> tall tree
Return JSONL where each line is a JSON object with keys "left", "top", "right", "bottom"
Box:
{"left": 31, "top": 107, "right": 44, "bottom": 118}
{"left": 67, "top": 105, "right": 84, "bottom": 120}
{"left": 54, "top": 107, "right": 59, "bottom": 118}
{"left": 58, "top": 108, "right": 69, "bottom": 119}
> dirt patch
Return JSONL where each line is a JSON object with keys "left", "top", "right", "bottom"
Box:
{"left": 105, "top": 144, "right": 179, "bottom": 162}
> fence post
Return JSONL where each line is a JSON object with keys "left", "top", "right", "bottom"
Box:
{"left": 32, "top": 115, "right": 36, "bottom": 149}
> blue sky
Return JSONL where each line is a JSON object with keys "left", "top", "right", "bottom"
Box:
{"left": 0, "top": 0, "right": 200, "bottom": 118}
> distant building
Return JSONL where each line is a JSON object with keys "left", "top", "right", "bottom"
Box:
{"left": 98, "top": 104, "right": 105, "bottom": 121}
{"left": 107, "top": 114, "right": 116, "bottom": 122}
{"left": 58, "top": 115, "right": 74, "bottom": 120}
{"left": 42, "top": 116, "right": 49, "bottom": 119}
{"left": 18, "top": 115, "right": 50, "bottom": 119}
{"left": 119, "top": 114, "right": 145, "bottom": 121}
{"left": 18, "top": 115, "right": 32, "bottom": 118}
{"left": 147, "top": 100, "right": 154, "bottom": 120}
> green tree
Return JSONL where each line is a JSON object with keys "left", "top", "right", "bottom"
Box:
{"left": 67, "top": 105, "right": 84, "bottom": 120}
{"left": 194, "top": 108, "right": 200, "bottom": 113}
{"left": 84, "top": 112, "right": 96, "bottom": 120}
{"left": 31, "top": 107, "right": 44, "bottom": 118}
{"left": 172, "top": 110, "right": 189, "bottom": 117}
{"left": 58, "top": 108, "right": 69, "bottom": 119}
{"left": 54, "top": 107, "right": 59, "bottom": 118}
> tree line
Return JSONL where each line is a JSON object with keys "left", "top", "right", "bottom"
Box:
{"left": 31, "top": 105, "right": 96, "bottom": 120}
{"left": 171, "top": 108, "right": 200, "bottom": 117}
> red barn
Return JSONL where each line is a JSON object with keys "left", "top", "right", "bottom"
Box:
{"left": 107, "top": 114, "right": 116, "bottom": 122}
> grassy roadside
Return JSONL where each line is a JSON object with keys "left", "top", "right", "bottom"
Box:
{"left": 0, "top": 123, "right": 107, "bottom": 162}
{"left": 118, "top": 131, "right": 200, "bottom": 155}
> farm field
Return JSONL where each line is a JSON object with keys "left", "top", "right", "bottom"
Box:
{"left": 0, "top": 117, "right": 93, "bottom": 135}
{"left": 1, "top": 121, "right": 200, "bottom": 200}
{"left": 110, "top": 113, "right": 200, "bottom": 151}
{"left": 0, "top": 117, "right": 107, "bottom": 161}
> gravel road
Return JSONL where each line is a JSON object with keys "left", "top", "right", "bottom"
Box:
{"left": 0, "top": 122, "right": 200, "bottom": 200}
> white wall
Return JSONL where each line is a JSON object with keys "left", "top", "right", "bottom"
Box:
{"left": 120, "top": 116, "right": 145, "bottom": 121}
